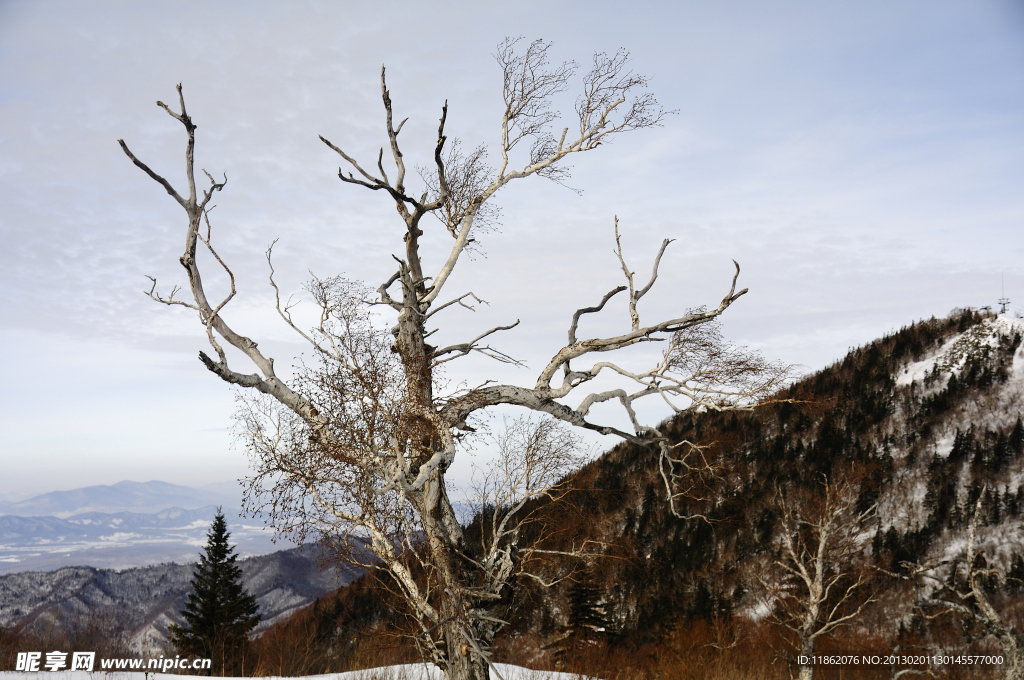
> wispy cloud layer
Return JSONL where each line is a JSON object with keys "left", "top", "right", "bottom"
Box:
{"left": 1, "top": 0, "right": 1022, "bottom": 494}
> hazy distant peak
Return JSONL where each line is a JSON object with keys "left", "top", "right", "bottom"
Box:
{"left": 0, "top": 480, "right": 243, "bottom": 519}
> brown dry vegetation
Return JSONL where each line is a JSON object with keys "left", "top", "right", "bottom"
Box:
{"left": 246, "top": 612, "right": 1006, "bottom": 679}
{"left": 241, "top": 310, "right": 1022, "bottom": 680}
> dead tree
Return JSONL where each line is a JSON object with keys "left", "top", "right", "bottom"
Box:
{"left": 120, "top": 38, "right": 787, "bottom": 680}
{"left": 900, "top": 490, "right": 1024, "bottom": 680}
{"left": 756, "top": 474, "right": 878, "bottom": 680}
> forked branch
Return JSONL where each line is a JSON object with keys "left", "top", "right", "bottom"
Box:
{"left": 120, "top": 85, "right": 325, "bottom": 429}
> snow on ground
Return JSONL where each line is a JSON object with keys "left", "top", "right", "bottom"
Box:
{"left": 0, "top": 665, "right": 593, "bottom": 680}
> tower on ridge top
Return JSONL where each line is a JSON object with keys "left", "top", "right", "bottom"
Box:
{"left": 998, "top": 272, "right": 1011, "bottom": 315}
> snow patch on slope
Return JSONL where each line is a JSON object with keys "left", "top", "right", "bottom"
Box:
{"left": 896, "top": 315, "right": 1024, "bottom": 387}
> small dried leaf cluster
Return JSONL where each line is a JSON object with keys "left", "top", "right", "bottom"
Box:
{"left": 418, "top": 140, "right": 500, "bottom": 246}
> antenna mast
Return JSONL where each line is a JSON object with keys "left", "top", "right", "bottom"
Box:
{"left": 998, "top": 272, "right": 1011, "bottom": 315}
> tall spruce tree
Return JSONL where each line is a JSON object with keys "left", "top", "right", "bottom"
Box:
{"left": 169, "top": 509, "right": 261, "bottom": 674}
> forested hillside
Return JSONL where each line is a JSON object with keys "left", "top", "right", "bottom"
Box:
{"left": 46, "top": 310, "right": 1007, "bottom": 679}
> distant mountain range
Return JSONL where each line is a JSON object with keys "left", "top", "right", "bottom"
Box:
{"left": 0, "top": 480, "right": 285, "bottom": 573}
{"left": 0, "top": 543, "right": 363, "bottom": 654}
{"left": 0, "top": 480, "right": 238, "bottom": 518}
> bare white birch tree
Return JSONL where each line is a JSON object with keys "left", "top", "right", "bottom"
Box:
{"left": 756, "top": 474, "right": 878, "bottom": 680}
{"left": 120, "top": 38, "right": 787, "bottom": 680}
{"left": 899, "top": 490, "right": 1024, "bottom": 680}
{"left": 460, "top": 415, "right": 607, "bottom": 610}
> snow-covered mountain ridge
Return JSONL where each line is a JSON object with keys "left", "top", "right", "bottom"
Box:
{"left": 897, "top": 314, "right": 1024, "bottom": 389}
{"left": 4, "top": 311, "right": 1022, "bottom": 676}
{"left": 878, "top": 314, "right": 1024, "bottom": 577}
{"left": 0, "top": 481, "right": 235, "bottom": 518}
{"left": 0, "top": 544, "right": 361, "bottom": 654}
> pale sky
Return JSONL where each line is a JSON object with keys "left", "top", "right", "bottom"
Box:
{"left": 1, "top": 0, "right": 1023, "bottom": 498}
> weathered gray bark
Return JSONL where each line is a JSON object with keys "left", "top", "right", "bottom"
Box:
{"left": 797, "top": 636, "right": 815, "bottom": 680}
{"left": 121, "top": 40, "right": 783, "bottom": 680}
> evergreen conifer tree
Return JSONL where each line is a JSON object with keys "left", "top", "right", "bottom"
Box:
{"left": 1010, "top": 416, "right": 1024, "bottom": 456}
{"left": 567, "top": 577, "right": 608, "bottom": 638}
{"left": 550, "top": 574, "right": 614, "bottom": 668}
{"left": 169, "top": 509, "right": 261, "bottom": 675}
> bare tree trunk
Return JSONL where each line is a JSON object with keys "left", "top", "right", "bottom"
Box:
{"left": 396, "top": 224, "right": 497, "bottom": 678}
{"left": 759, "top": 476, "right": 877, "bottom": 680}
{"left": 964, "top": 494, "right": 1023, "bottom": 680}
{"left": 120, "top": 41, "right": 784, "bottom": 680}
{"left": 443, "top": 624, "right": 490, "bottom": 680}
{"left": 797, "top": 635, "right": 815, "bottom": 680}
